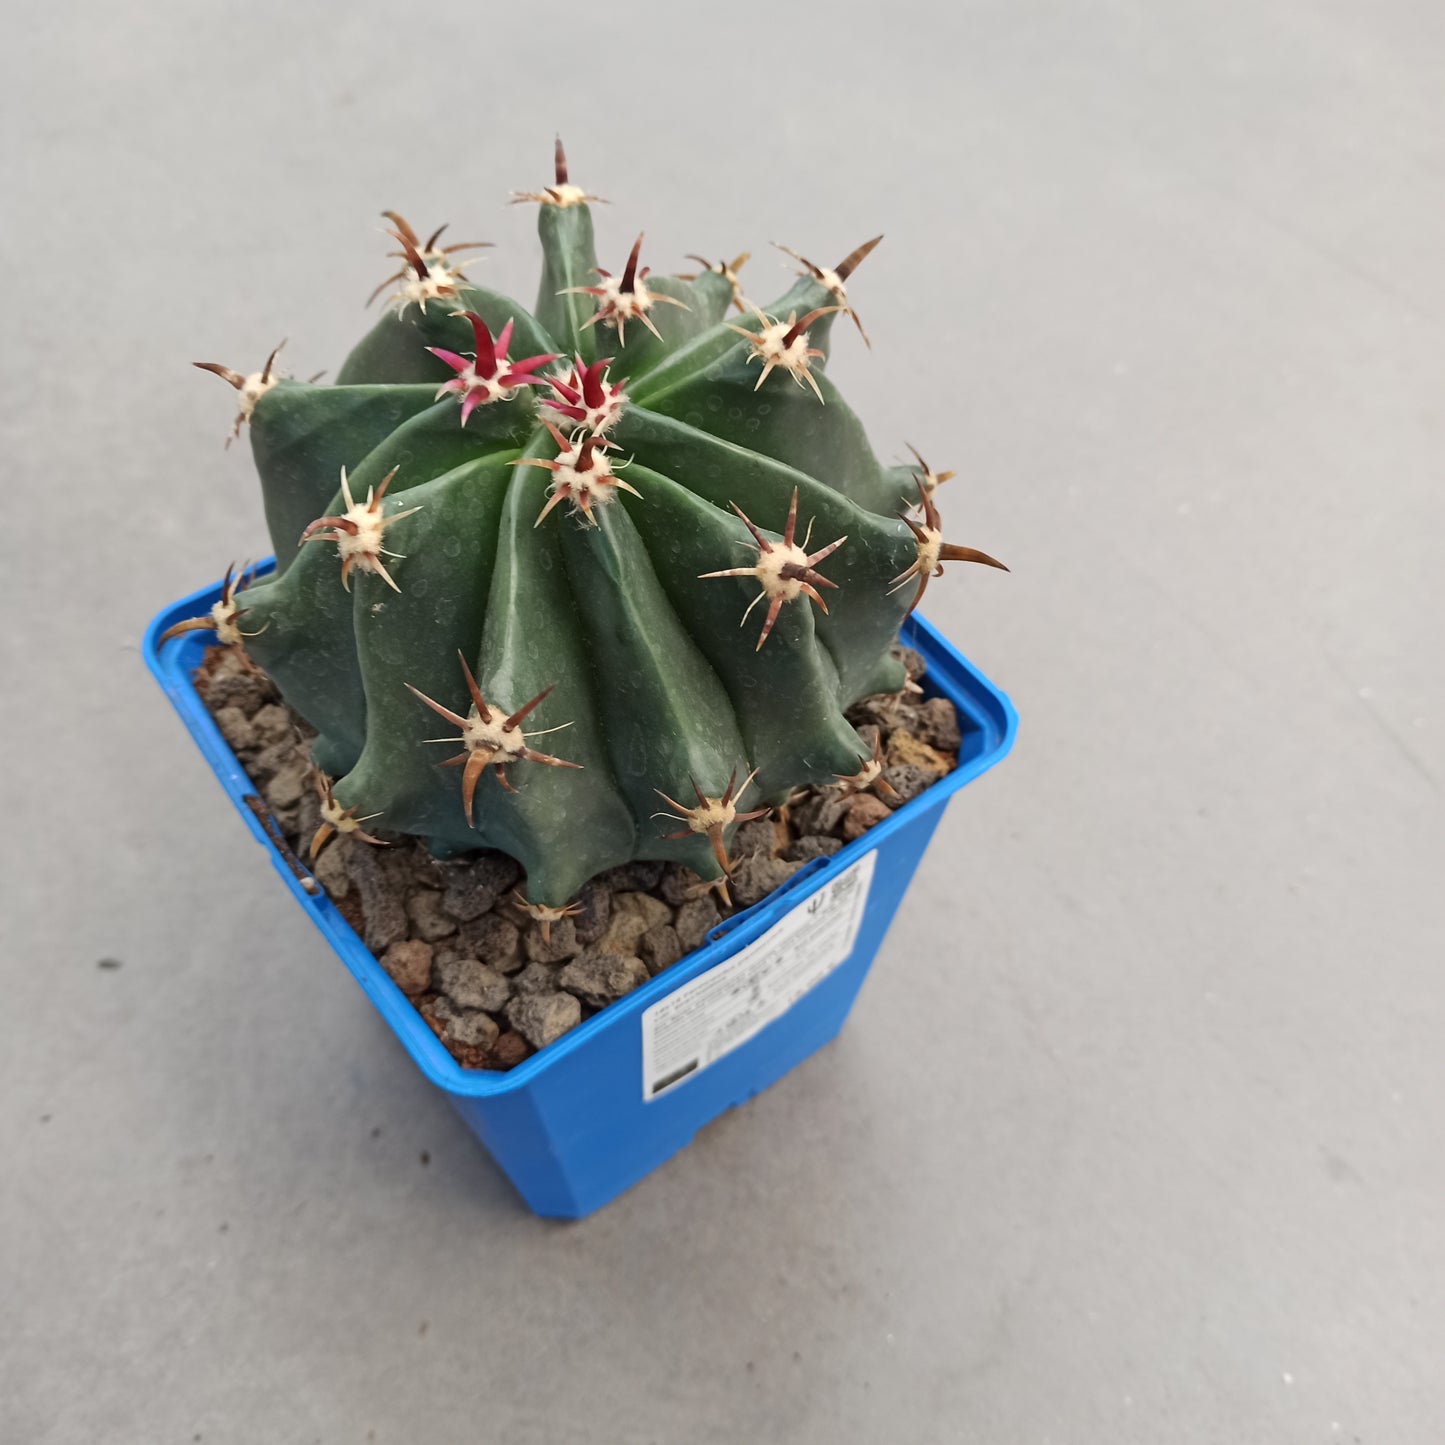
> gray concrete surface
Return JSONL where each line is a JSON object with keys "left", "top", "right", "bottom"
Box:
{"left": 3, "top": 2, "right": 1442, "bottom": 1440}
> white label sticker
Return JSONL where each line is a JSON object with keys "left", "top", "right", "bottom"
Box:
{"left": 641, "top": 851, "right": 877, "bottom": 1100}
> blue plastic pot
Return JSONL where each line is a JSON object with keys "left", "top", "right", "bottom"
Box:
{"left": 145, "top": 572, "right": 1016, "bottom": 1218}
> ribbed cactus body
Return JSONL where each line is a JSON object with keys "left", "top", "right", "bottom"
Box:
{"left": 230, "top": 173, "right": 949, "bottom": 905}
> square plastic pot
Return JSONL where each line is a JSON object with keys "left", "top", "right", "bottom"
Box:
{"left": 145, "top": 572, "right": 1016, "bottom": 1218}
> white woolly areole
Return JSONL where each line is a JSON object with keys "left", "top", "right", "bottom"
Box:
{"left": 594, "top": 275, "right": 655, "bottom": 322}
{"left": 750, "top": 320, "right": 814, "bottom": 373}
{"left": 525, "top": 900, "right": 576, "bottom": 922}
{"left": 913, "top": 527, "right": 943, "bottom": 577}
{"left": 461, "top": 705, "right": 529, "bottom": 762}
{"left": 752, "top": 541, "right": 814, "bottom": 600}
{"left": 319, "top": 794, "right": 364, "bottom": 832}
{"left": 210, "top": 597, "right": 243, "bottom": 646}
{"left": 237, "top": 369, "right": 281, "bottom": 420}
{"left": 389, "top": 260, "right": 463, "bottom": 314}
{"left": 685, "top": 797, "right": 739, "bottom": 834}
{"left": 442, "top": 369, "right": 515, "bottom": 406}
{"left": 587, "top": 394, "right": 625, "bottom": 432}
{"left": 335, "top": 503, "right": 389, "bottom": 567}
{"left": 551, "top": 447, "right": 619, "bottom": 504}
{"left": 546, "top": 183, "right": 591, "bottom": 207}
{"left": 545, "top": 390, "right": 625, "bottom": 435}
{"left": 843, "top": 757, "right": 883, "bottom": 790}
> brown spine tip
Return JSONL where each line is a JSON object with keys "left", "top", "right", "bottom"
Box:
{"left": 456, "top": 650, "right": 488, "bottom": 714}
{"left": 386, "top": 228, "right": 429, "bottom": 280}
{"left": 728, "top": 500, "right": 773, "bottom": 553}
{"left": 782, "top": 306, "right": 837, "bottom": 348}
{"left": 505, "top": 682, "right": 555, "bottom": 731}
{"left": 381, "top": 211, "right": 420, "bottom": 248}
{"left": 554, "top": 136, "right": 569, "bottom": 185}
{"left": 193, "top": 361, "right": 245, "bottom": 389}
{"left": 260, "top": 339, "right": 286, "bottom": 383}
{"left": 939, "top": 543, "right": 1009, "bottom": 571}
{"left": 833, "top": 234, "right": 883, "bottom": 281}
{"left": 621, "top": 234, "right": 644, "bottom": 292}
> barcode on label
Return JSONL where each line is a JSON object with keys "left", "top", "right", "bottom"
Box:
{"left": 640, "top": 851, "right": 876, "bottom": 1100}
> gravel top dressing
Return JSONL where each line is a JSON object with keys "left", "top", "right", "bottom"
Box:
{"left": 195, "top": 642, "right": 963, "bottom": 1070}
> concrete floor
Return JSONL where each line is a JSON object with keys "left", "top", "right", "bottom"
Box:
{"left": 3, "top": 1, "right": 1443, "bottom": 1440}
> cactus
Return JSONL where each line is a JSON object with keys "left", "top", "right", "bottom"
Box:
{"left": 175, "top": 141, "right": 1005, "bottom": 908}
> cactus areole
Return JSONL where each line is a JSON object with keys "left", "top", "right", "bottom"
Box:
{"left": 181, "top": 142, "right": 1006, "bottom": 909}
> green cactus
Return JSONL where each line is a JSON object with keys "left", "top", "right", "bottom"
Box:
{"left": 177, "top": 141, "right": 1005, "bottom": 911}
